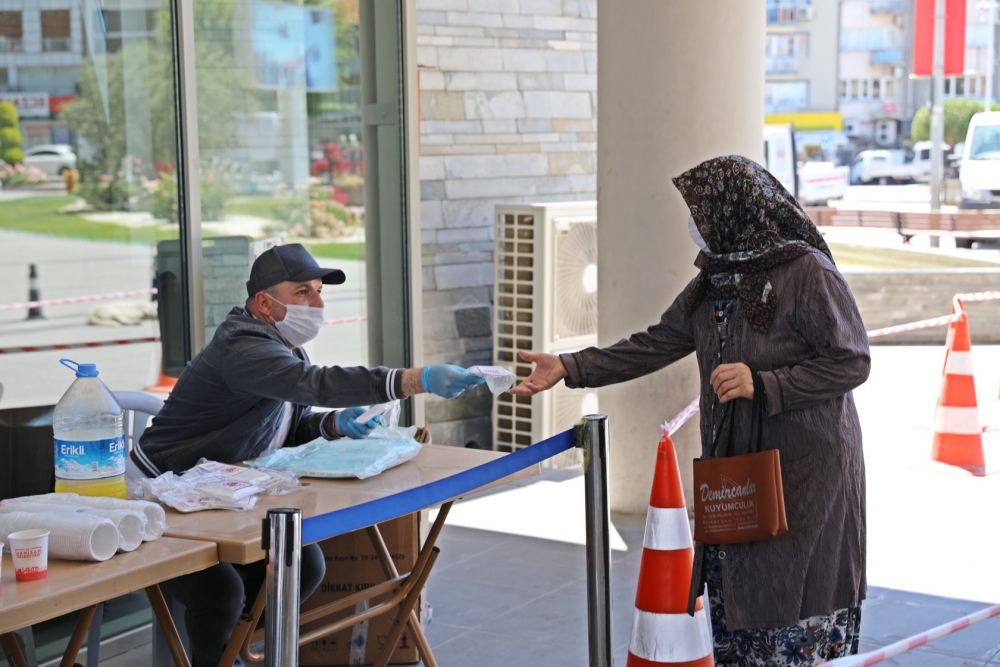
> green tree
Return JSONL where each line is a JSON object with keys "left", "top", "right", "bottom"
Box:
{"left": 911, "top": 99, "right": 1000, "bottom": 145}
{"left": 0, "top": 101, "right": 24, "bottom": 164}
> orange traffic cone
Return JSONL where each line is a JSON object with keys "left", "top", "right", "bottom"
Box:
{"left": 626, "top": 433, "right": 714, "bottom": 667}
{"left": 145, "top": 363, "right": 177, "bottom": 394}
{"left": 931, "top": 302, "right": 986, "bottom": 476}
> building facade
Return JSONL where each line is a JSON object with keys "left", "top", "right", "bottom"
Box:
{"left": 765, "top": 0, "right": 841, "bottom": 117}
{"left": 840, "top": 0, "right": 998, "bottom": 149}
{"left": 0, "top": 0, "right": 160, "bottom": 147}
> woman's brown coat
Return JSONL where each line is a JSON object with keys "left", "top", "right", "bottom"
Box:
{"left": 561, "top": 248, "right": 870, "bottom": 630}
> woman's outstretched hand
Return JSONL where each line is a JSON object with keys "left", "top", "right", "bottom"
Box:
{"left": 510, "top": 351, "right": 567, "bottom": 396}
{"left": 710, "top": 363, "right": 754, "bottom": 403}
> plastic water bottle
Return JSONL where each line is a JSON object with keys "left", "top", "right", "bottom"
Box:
{"left": 53, "top": 358, "right": 126, "bottom": 499}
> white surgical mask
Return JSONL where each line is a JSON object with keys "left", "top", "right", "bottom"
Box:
{"left": 266, "top": 294, "right": 325, "bottom": 347}
{"left": 687, "top": 215, "right": 709, "bottom": 251}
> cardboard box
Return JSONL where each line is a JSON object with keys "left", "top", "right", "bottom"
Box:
{"left": 299, "top": 513, "right": 422, "bottom": 666}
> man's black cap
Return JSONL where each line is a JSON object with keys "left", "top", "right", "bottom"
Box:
{"left": 246, "top": 243, "right": 346, "bottom": 297}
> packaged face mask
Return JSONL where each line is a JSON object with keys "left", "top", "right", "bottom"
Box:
{"left": 466, "top": 365, "right": 516, "bottom": 396}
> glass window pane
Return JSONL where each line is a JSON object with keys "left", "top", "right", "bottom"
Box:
{"left": 872, "top": 79, "right": 881, "bottom": 98}
{"left": 885, "top": 79, "right": 894, "bottom": 99}
{"left": 956, "top": 77, "right": 965, "bottom": 95}
{"left": 851, "top": 80, "right": 859, "bottom": 98}
{"left": 0, "top": 4, "right": 181, "bottom": 413}
{"left": 0, "top": 11, "right": 23, "bottom": 53}
{"left": 41, "top": 11, "right": 72, "bottom": 53}
{"left": 191, "top": 0, "right": 368, "bottom": 368}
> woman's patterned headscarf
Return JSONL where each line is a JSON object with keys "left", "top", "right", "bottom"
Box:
{"left": 672, "top": 155, "right": 834, "bottom": 334}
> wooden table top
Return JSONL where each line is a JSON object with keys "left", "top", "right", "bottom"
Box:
{"left": 0, "top": 537, "right": 218, "bottom": 634}
{"left": 163, "top": 444, "right": 539, "bottom": 565}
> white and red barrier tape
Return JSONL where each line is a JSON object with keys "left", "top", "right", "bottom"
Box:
{"left": 822, "top": 604, "right": 1000, "bottom": 666}
{"left": 324, "top": 315, "right": 368, "bottom": 326}
{"left": 0, "top": 337, "right": 162, "bottom": 355}
{"left": 865, "top": 314, "right": 957, "bottom": 339}
{"left": 663, "top": 398, "right": 701, "bottom": 436}
{"left": 0, "top": 288, "right": 158, "bottom": 312}
{"left": 955, "top": 290, "right": 1000, "bottom": 303}
{"left": 0, "top": 315, "right": 368, "bottom": 355}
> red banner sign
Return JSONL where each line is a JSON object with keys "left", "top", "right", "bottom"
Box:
{"left": 913, "top": 0, "right": 967, "bottom": 77}
{"left": 945, "top": 0, "right": 966, "bottom": 76}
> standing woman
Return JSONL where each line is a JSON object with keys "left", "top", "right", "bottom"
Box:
{"left": 512, "top": 155, "right": 870, "bottom": 666}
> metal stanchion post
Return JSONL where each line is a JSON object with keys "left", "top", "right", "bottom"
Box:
{"left": 577, "top": 414, "right": 612, "bottom": 667}
{"left": 263, "top": 508, "right": 302, "bottom": 667}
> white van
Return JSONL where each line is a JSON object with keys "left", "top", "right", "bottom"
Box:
{"left": 960, "top": 111, "right": 1000, "bottom": 208}
{"left": 764, "top": 124, "right": 798, "bottom": 197}
{"left": 764, "top": 125, "right": 849, "bottom": 204}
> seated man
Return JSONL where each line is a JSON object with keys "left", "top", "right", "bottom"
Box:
{"left": 130, "top": 243, "right": 483, "bottom": 667}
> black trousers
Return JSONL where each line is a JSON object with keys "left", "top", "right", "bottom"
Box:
{"left": 160, "top": 542, "right": 326, "bottom": 667}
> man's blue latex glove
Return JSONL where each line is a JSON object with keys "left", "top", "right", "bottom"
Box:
{"left": 336, "top": 407, "right": 381, "bottom": 439}
{"left": 422, "top": 365, "right": 486, "bottom": 399}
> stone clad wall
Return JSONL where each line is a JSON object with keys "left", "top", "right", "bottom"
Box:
{"left": 843, "top": 270, "right": 1000, "bottom": 344}
{"left": 416, "top": 0, "right": 597, "bottom": 448}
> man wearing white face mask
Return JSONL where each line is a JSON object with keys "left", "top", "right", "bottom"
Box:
{"left": 131, "top": 243, "right": 483, "bottom": 667}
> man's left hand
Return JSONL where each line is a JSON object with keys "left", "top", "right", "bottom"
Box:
{"left": 336, "top": 407, "right": 381, "bottom": 439}
{"left": 710, "top": 363, "right": 754, "bottom": 403}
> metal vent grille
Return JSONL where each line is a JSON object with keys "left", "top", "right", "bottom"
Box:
{"left": 492, "top": 203, "right": 598, "bottom": 465}
{"left": 494, "top": 211, "right": 538, "bottom": 453}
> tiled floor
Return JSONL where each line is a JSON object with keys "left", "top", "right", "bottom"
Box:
{"left": 37, "top": 491, "right": 1000, "bottom": 667}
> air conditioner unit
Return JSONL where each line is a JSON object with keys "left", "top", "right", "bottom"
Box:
{"left": 797, "top": 5, "right": 814, "bottom": 21}
{"left": 493, "top": 202, "right": 598, "bottom": 468}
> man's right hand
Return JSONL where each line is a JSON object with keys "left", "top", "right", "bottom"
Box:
{"left": 510, "top": 351, "right": 567, "bottom": 396}
{"left": 421, "top": 365, "right": 485, "bottom": 399}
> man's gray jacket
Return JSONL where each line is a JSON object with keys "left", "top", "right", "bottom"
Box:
{"left": 132, "top": 307, "right": 403, "bottom": 476}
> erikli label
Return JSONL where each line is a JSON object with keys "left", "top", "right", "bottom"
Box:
{"left": 54, "top": 435, "right": 126, "bottom": 480}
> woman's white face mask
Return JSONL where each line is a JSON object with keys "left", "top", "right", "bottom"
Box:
{"left": 266, "top": 294, "right": 325, "bottom": 347}
{"left": 687, "top": 215, "right": 709, "bottom": 251}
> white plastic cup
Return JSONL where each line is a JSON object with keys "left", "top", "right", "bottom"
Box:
{"left": 8, "top": 529, "right": 50, "bottom": 581}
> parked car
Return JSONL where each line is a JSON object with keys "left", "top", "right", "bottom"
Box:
{"left": 23, "top": 144, "right": 77, "bottom": 177}
{"left": 850, "top": 141, "right": 948, "bottom": 185}
{"left": 764, "top": 125, "right": 849, "bottom": 204}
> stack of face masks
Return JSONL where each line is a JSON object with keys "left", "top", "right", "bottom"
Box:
{"left": 132, "top": 459, "right": 301, "bottom": 513}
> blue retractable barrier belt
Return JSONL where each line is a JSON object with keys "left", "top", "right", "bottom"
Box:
{"left": 301, "top": 429, "right": 575, "bottom": 545}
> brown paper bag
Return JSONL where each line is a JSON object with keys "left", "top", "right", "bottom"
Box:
{"left": 692, "top": 372, "right": 788, "bottom": 544}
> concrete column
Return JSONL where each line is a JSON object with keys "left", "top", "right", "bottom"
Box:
{"left": 597, "top": 0, "right": 765, "bottom": 515}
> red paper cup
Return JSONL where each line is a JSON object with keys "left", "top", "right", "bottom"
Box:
{"left": 9, "top": 529, "right": 50, "bottom": 582}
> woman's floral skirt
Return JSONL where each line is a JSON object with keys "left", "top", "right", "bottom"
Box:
{"left": 706, "top": 545, "right": 862, "bottom": 666}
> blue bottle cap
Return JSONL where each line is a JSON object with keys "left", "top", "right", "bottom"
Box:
{"left": 59, "top": 358, "right": 99, "bottom": 378}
